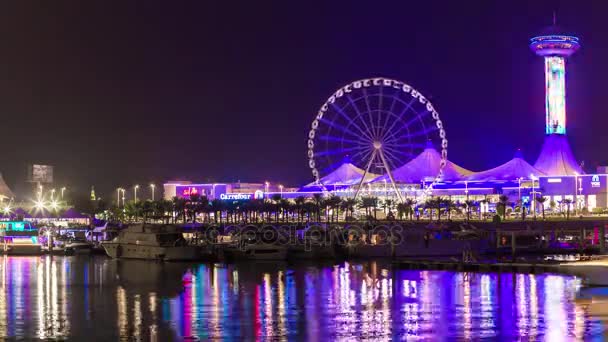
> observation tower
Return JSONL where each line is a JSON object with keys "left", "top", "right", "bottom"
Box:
{"left": 530, "top": 19, "right": 583, "bottom": 175}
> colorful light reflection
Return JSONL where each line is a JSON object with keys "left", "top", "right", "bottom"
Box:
{"left": 545, "top": 56, "right": 567, "bottom": 135}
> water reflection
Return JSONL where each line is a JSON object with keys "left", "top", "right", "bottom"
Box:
{"left": 0, "top": 256, "right": 604, "bottom": 339}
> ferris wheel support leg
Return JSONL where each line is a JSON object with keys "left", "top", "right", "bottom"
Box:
{"left": 378, "top": 149, "right": 403, "bottom": 203}
{"left": 353, "top": 150, "right": 377, "bottom": 200}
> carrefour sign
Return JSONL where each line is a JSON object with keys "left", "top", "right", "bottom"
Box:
{"left": 219, "top": 190, "right": 265, "bottom": 201}
{"left": 220, "top": 193, "right": 251, "bottom": 200}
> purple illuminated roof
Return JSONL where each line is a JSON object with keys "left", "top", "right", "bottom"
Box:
{"left": 62, "top": 208, "right": 89, "bottom": 219}
{"left": 306, "top": 163, "right": 379, "bottom": 187}
{"left": 372, "top": 145, "right": 473, "bottom": 183}
{"left": 12, "top": 207, "right": 32, "bottom": 218}
{"left": 466, "top": 150, "right": 545, "bottom": 182}
{"left": 534, "top": 134, "right": 583, "bottom": 176}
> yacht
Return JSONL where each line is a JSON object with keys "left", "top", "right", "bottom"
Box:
{"left": 0, "top": 221, "right": 42, "bottom": 255}
{"left": 64, "top": 238, "right": 94, "bottom": 255}
{"left": 101, "top": 224, "right": 201, "bottom": 261}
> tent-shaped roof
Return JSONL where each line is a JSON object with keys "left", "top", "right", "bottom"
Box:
{"left": 534, "top": 134, "right": 583, "bottom": 176}
{"left": 466, "top": 150, "right": 545, "bottom": 182}
{"left": 0, "top": 173, "right": 14, "bottom": 200}
{"left": 305, "top": 162, "right": 380, "bottom": 187}
{"left": 12, "top": 207, "right": 32, "bottom": 218}
{"left": 372, "top": 144, "right": 473, "bottom": 183}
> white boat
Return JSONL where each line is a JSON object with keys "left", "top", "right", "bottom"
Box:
{"left": 101, "top": 224, "right": 201, "bottom": 261}
{"left": 64, "top": 238, "right": 94, "bottom": 255}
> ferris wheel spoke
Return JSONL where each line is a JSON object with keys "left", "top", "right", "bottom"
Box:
{"left": 382, "top": 143, "right": 415, "bottom": 158}
{"left": 361, "top": 87, "right": 379, "bottom": 139}
{"left": 346, "top": 95, "right": 377, "bottom": 141}
{"left": 403, "top": 110, "right": 431, "bottom": 129}
{"left": 404, "top": 126, "right": 439, "bottom": 139}
{"left": 384, "top": 142, "right": 429, "bottom": 150}
{"left": 380, "top": 96, "right": 418, "bottom": 142}
{"left": 330, "top": 102, "right": 374, "bottom": 141}
{"left": 379, "top": 148, "right": 403, "bottom": 170}
{"left": 381, "top": 126, "right": 407, "bottom": 145}
{"left": 382, "top": 148, "right": 414, "bottom": 166}
{"left": 383, "top": 125, "right": 437, "bottom": 146}
{"left": 314, "top": 145, "right": 368, "bottom": 157}
{"left": 318, "top": 117, "right": 364, "bottom": 140}
{"left": 318, "top": 134, "right": 368, "bottom": 146}
{"left": 350, "top": 148, "right": 374, "bottom": 166}
{"left": 377, "top": 88, "right": 383, "bottom": 139}
{"left": 380, "top": 94, "right": 399, "bottom": 138}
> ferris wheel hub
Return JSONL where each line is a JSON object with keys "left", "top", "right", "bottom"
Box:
{"left": 373, "top": 141, "right": 383, "bottom": 149}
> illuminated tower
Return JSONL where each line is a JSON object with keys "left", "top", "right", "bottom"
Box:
{"left": 530, "top": 21, "right": 583, "bottom": 175}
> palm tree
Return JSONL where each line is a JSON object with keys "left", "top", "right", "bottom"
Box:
{"left": 562, "top": 198, "right": 573, "bottom": 220}
{"left": 327, "top": 195, "right": 342, "bottom": 222}
{"left": 294, "top": 196, "right": 306, "bottom": 223}
{"left": 172, "top": 196, "right": 187, "bottom": 223}
{"left": 141, "top": 200, "right": 154, "bottom": 224}
{"left": 404, "top": 198, "right": 416, "bottom": 220}
{"left": 498, "top": 195, "right": 509, "bottom": 221}
{"left": 464, "top": 200, "right": 476, "bottom": 222}
{"left": 360, "top": 196, "right": 377, "bottom": 220}
{"left": 383, "top": 199, "right": 394, "bottom": 219}
{"left": 427, "top": 197, "right": 444, "bottom": 221}
{"left": 303, "top": 201, "right": 316, "bottom": 222}
{"left": 369, "top": 196, "right": 379, "bottom": 220}
{"left": 396, "top": 202, "right": 410, "bottom": 221}
{"left": 443, "top": 198, "right": 456, "bottom": 220}
{"left": 535, "top": 195, "right": 547, "bottom": 220}
{"left": 424, "top": 198, "right": 435, "bottom": 221}
{"left": 341, "top": 198, "right": 358, "bottom": 221}
{"left": 312, "top": 193, "right": 323, "bottom": 222}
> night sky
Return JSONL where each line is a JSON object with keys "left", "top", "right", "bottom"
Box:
{"left": 1, "top": 1, "right": 607, "bottom": 199}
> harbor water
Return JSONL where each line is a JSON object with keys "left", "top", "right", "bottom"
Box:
{"left": 0, "top": 255, "right": 605, "bottom": 340}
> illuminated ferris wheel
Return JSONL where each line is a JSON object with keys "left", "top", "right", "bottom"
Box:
{"left": 307, "top": 77, "right": 448, "bottom": 200}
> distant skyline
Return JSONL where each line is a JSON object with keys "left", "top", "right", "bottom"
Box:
{"left": 1, "top": 1, "right": 607, "bottom": 199}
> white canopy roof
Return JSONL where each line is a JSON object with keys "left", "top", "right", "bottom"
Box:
{"left": 466, "top": 150, "right": 545, "bottom": 182}
{"left": 534, "top": 134, "right": 583, "bottom": 176}
{"left": 306, "top": 162, "right": 380, "bottom": 187}
{"left": 372, "top": 145, "right": 473, "bottom": 183}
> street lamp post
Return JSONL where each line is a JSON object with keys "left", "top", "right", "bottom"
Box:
{"left": 51, "top": 189, "right": 56, "bottom": 201}
{"left": 577, "top": 176, "right": 583, "bottom": 212}
{"left": 150, "top": 183, "right": 156, "bottom": 201}
{"left": 116, "top": 188, "right": 122, "bottom": 207}
{"left": 264, "top": 181, "right": 269, "bottom": 199}
{"left": 530, "top": 175, "right": 537, "bottom": 220}
{"left": 517, "top": 178, "right": 522, "bottom": 204}
{"left": 134, "top": 185, "right": 140, "bottom": 203}
{"left": 279, "top": 184, "right": 283, "bottom": 198}
{"left": 61, "top": 187, "right": 66, "bottom": 200}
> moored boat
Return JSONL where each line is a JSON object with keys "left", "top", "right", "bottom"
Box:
{"left": 101, "top": 223, "right": 202, "bottom": 261}
{"left": 0, "top": 221, "right": 42, "bottom": 255}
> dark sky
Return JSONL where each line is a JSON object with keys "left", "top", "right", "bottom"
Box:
{"left": 1, "top": 1, "right": 607, "bottom": 199}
